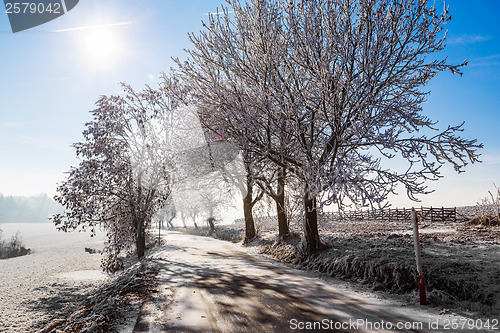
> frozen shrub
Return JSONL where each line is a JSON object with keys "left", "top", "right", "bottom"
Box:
{"left": 471, "top": 185, "right": 500, "bottom": 226}
{"left": 0, "top": 231, "right": 31, "bottom": 259}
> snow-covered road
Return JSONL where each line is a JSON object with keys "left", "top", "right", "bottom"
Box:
{"left": 132, "top": 231, "right": 492, "bottom": 333}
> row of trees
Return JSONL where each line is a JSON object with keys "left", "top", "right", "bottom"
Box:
{"left": 166, "top": 0, "right": 481, "bottom": 251}
{"left": 52, "top": 85, "right": 241, "bottom": 270}
{"left": 0, "top": 193, "right": 62, "bottom": 223}
{"left": 52, "top": 86, "right": 174, "bottom": 270}
{"left": 53, "top": 0, "right": 481, "bottom": 270}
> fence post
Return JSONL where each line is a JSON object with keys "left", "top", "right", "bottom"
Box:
{"left": 158, "top": 219, "right": 161, "bottom": 245}
{"left": 412, "top": 209, "right": 426, "bottom": 305}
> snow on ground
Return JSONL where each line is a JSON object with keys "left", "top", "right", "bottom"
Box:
{"left": 1, "top": 208, "right": 498, "bottom": 332}
{"left": 0, "top": 223, "right": 108, "bottom": 332}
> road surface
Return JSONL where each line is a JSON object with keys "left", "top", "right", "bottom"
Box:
{"left": 131, "top": 231, "right": 490, "bottom": 332}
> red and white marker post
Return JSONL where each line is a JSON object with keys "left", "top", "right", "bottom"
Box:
{"left": 411, "top": 208, "right": 426, "bottom": 305}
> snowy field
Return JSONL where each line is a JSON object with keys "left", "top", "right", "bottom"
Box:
{"left": 0, "top": 223, "right": 108, "bottom": 332}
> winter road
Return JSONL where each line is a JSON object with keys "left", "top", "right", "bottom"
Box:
{"left": 131, "top": 231, "right": 490, "bottom": 333}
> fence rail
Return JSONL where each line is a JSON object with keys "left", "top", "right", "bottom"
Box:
{"left": 323, "top": 206, "right": 457, "bottom": 223}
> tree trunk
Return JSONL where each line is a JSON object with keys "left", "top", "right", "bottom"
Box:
{"left": 243, "top": 177, "right": 256, "bottom": 242}
{"left": 207, "top": 204, "right": 215, "bottom": 233}
{"left": 207, "top": 217, "right": 215, "bottom": 232}
{"left": 136, "top": 218, "right": 146, "bottom": 259}
{"left": 277, "top": 194, "right": 288, "bottom": 237}
{"left": 192, "top": 212, "right": 199, "bottom": 229}
{"left": 181, "top": 213, "right": 187, "bottom": 228}
{"left": 303, "top": 190, "right": 320, "bottom": 252}
{"left": 276, "top": 167, "right": 289, "bottom": 237}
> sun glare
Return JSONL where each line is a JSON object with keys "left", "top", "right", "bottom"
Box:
{"left": 81, "top": 27, "right": 122, "bottom": 69}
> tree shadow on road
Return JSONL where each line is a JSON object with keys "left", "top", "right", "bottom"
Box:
{"left": 142, "top": 248, "right": 429, "bottom": 333}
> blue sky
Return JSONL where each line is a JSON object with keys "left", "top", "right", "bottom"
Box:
{"left": 0, "top": 0, "right": 499, "bottom": 209}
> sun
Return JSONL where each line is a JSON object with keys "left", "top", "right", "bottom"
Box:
{"left": 80, "top": 26, "right": 123, "bottom": 69}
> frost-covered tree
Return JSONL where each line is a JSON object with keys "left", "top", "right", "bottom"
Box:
{"left": 173, "top": 157, "right": 241, "bottom": 231}
{"left": 172, "top": 0, "right": 482, "bottom": 252}
{"left": 150, "top": 92, "right": 247, "bottom": 233}
{"left": 52, "top": 84, "right": 174, "bottom": 271}
{"left": 174, "top": 192, "right": 202, "bottom": 228}
{"left": 154, "top": 196, "right": 176, "bottom": 229}
{"left": 164, "top": 75, "right": 263, "bottom": 241}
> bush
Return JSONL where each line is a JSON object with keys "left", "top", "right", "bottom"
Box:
{"left": 0, "top": 230, "right": 31, "bottom": 259}
{"left": 468, "top": 216, "right": 500, "bottom": 227}
{"left": 475, "top": 184, "right": 500, "bottom": 223}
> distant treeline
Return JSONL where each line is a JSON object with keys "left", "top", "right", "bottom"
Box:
{"left": 0, "top": 193, "right": 63, "bottom": 223}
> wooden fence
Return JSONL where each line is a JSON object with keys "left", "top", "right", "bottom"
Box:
{"left": 323, "top": 206, "right": 457, "bottom": 223}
